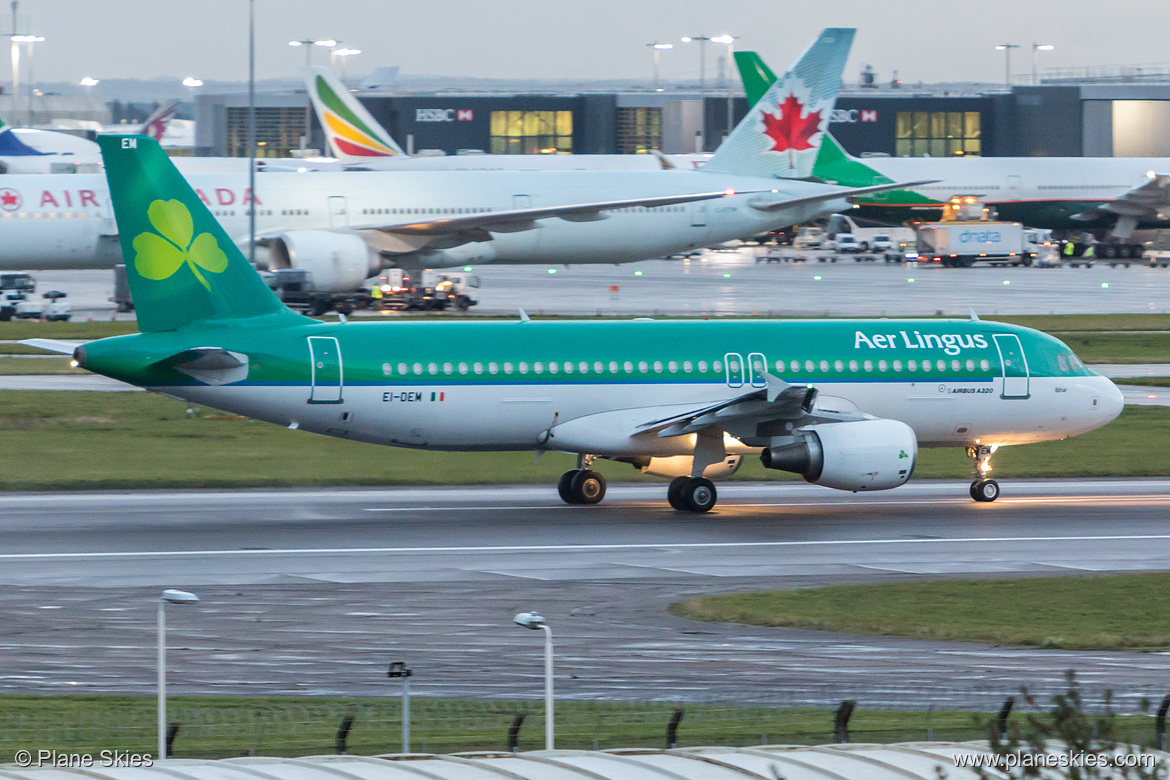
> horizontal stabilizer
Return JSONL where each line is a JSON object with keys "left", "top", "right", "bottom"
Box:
{"left": 20, "top": 338, "right": 82, "bottom": 355}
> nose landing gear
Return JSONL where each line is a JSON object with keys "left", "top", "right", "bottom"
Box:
{"left": 967, "top": 445, "right": 999, "bottom": 502}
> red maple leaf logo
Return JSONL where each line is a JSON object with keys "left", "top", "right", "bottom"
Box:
{"left": 761, "top": 94, "right": 822, "bottom": 154}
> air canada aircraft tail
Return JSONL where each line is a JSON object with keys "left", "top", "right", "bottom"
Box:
{"left": 96, "top": 135, "right": 303, "bottom": 332}
{"left": 305, "top": 66, "right": 406, "bottom": 160}
{"left": 700, "top": 28, "right": 854, "bottom": 180}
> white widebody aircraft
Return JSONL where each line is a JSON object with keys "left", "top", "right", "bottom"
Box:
{"left": 0, "top": 29, "right": 927, "bottom": 287}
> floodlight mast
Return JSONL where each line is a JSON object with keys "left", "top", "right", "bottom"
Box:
{"left": 157, "top": 590, "right": 198, "bottom": 761}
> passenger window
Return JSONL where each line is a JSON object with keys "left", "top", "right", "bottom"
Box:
{"left": 713, "top": 360, "right": 723, "bottom": 372}
{"left": 398, "top": 363, "right": 408, "bottom": 375}
{"left": 908, "top": 360, "right": 917, "bottom": 371}
{"left": 519, "top": 362, "right": 529, "bottom": 374}
{"left": 683, "top": 361, "right": 693, "bottom": 373}
{"left": 534, "top": 363, "right": 544, "bottom": 374}
{"left": 893, "top": 360, "right": 902, "bottom": 372}
{"left": 835, "top": 360, "right": 844, "bottom": 372}
{"left": 624, "top": 361, "right": 633, "bottom": 373}
{"left": 863, "top": 360, "right": 873, "bottom": 372}
{"left": 819, "top": 360, "right": 829, "bottom": 372}
{"left": 489, "top": 362, "right": 499, "bottom": 374}
{"left": 653, "top": 361, "right": 663, "bottom": 373}
{"left": 849, "top": 360, "right": 859, "bottom": 372}
{"left": 504, "top": 362, "right": 514, "bottom": 374}
{"left": 980, "top": 359, "right": 991, "bottom": 371}
{"left": 790, "top": 360, "right": 800, "bottom": 372}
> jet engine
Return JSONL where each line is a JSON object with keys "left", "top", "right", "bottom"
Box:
{"left": 268, "top": 231, "right": 380, "bottom": 292}
{"left": 760, "top": 419, "right": 917, "bottom": 491}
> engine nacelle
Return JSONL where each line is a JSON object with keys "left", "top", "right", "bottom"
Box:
{"left": 269, "top": 231, "right": 379, "bottom": 292}
{"left": 624, "top": 455, "right": 743, "bottom": 480}
{"left": 760, "top": 419, "right": 917, "bottom": 492}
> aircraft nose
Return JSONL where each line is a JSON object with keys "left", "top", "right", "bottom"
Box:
{"left": 1092, "top": 376, "right": 1125, "bottom": 423}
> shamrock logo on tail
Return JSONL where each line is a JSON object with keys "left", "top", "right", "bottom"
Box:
{"left": 132, "top": 199, "right": 228, "bottom": 291}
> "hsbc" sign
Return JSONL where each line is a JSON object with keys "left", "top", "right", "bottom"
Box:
{"left": 830, "top": 109, "right": 879, "bottom": 124}
{"left": 415, "top": 108, "right": 475, "bottom": 122}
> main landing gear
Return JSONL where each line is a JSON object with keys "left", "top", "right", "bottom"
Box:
{"left": 557, "top": 455, "right": 607, "bottom": 505}
{"left": 967, "top": 445, "right": 1000, "bottom": 502}
{"left": 667, "top": 476, "right": 718, "bottom": 513}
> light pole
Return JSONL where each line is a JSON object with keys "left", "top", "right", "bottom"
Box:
{"left": 513, "top": 612, "right": 554, "bottom": 750}
{"left": 247, "top": 0, "right": 255, "bottom": 265}
{"left": 157, "top": 589, "right": 198, "bottom": 761}
{"left": 1031, "top": 43, "right": 1054, "bottom": 85}
{"left": 712, "top": 35, "right": 739, "bottom": 137}
{"left": 995, "top": 43, "right": 1019, "bottom": 87}
{"left": 11, "top": 34, "right": 42, "bottom": 125}
{"left": 331, "top": 47, "right": 361, "bottom": 81}
{"left": 681, "top": 35, "right": 712, "bottom": 94}
{"left": 646, "top": 42, "right": 672, "bottom": 92}
{"left": 387, "top": 661, "right": 412, "bottom": 753}
{"left": 80, "top": 76, "right": 98, "bottom": 117}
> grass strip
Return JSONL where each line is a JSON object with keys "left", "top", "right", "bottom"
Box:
{"left": 0, "top": 393, "right": 1164, "bottom": 490}
{"left": 670, "top": 573, "right": 1170, "bottom": 652}
{"left": 0, "top": 694, "right": 1158, "bottom": 759}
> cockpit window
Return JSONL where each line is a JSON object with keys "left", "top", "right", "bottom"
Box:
{"left": 1069, "top": 353, "right": 1085, "bottom": 372}
{"left": 1057, "top": 353, "right": 1070, "bottom": 372}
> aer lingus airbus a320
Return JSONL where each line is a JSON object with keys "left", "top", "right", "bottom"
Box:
{"left": 26, "top": 136, "right": 1124, "bottom": 511}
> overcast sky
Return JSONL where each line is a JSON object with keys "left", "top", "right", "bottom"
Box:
{"left": 16, "top": 0, "right": 1170, "bottom": 87}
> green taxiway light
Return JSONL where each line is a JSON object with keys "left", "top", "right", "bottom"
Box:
{"left": 1102, "top": 282, "right": 1110, "bottom": 288}
{"left": 634, "top": 270, "right": 643, "bottom": 276}
{"left": 722, "top": 273, "right": 731, "bottom": 278}
{"left": 547, "top": 268, "right": 557, "bottom": 274}
{"left": 463, "top": 266, "right": 473, "bottom": 272}
{"left": 813, "top": 275, "right": 822, "bottom": 281}
{"left": 907, "top": 278, "right": 915, "bottom": 283}
{"left": 1003, "top": 280, "right": 1011, "bottom": 285}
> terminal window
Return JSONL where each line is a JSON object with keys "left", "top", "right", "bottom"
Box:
{"left": 895, "top": 111, "right": 981, "bottom": 157}
{"left": 616, "top": 107, "right": 663, "bottom": 154}
{"left": 226, "top": 107, "right": 306, "bottom": 157}
{"left": 489, "top": 110, "right": 573, "bottom": 154}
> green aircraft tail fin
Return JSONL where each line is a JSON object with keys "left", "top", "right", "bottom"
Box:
{"left": 97, "top": 135, "right": 296, "bottom": 332}
{"left": 812, "top": 132, "right": 895, "bottom": 186}
{"left": 733, "top": 51, "right": 777, "bottom": 108}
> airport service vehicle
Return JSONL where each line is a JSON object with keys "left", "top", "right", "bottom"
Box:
{"left": 1143, "top": 233, "right": 1170, "bottom": 267}
{"left": 0, "top": 31, "right": 925, "bottom": 293}
{"left": 830, "top": 233, "right": 861, "bottom": 253}
{"left": 375, "top": 270, "right": 479, "bottom": 312}
{"left": 793, "top": 226, "right": 826, "bottom": 249}
{"left": 11, "top": 290, "right": 70, "bottom": 321}
{"left": 25, "top": 135, "right": 1124, "bottom": 513}
{"left": 826, "top": 213, "right": 915, "bottom": 253}
{"left": 914, "top": 222, "right": 1048, "bottom": 267}
{"left": 0, "top": 272, "right": 35, "bottom": 295}
{"left": 736, "top": 51, "right": 1170, "bottom": 245}
{"left": 263, "top": 268, "right": 373, "bottom": 315}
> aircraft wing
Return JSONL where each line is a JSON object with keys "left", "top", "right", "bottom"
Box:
{"left": 747, "top": 180, "right": 938, "bottom": 212}
{"left": 351, "top": 190, "right": 738, "bottom": 237}
{"left": 1072, "top": 173, "right": 1170, "bottom": 237}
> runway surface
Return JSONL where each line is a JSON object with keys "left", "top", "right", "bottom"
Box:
{"left": 27, "top": 251, "right": 1170, "bottom": 317}
{"left": 4, "top": 480, "right": 1170, "bottom": 708}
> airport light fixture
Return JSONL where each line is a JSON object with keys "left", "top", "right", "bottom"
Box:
{"left": 79, "top": 76, "right": 98, "bottom": 87}
{"left": 513, "top": 611, "right": 554, "bottom": 750}
{"left": 711, "top": 35, "right": 740, "bottom": 136}
{"left": 646, "top": 42, "right": 672, "bottom": 91}
{"left": 994, "top": 43, "right": 1019, "bottom": 86}
{"left": 1031, "top": 43, "right": 1054, "bottom": 84}
{"left": 10, "top": 34, "right": 44, "bottom": 126}
{"left": 157, "top": 589, "right": 199, "bottom": 761}
{"left": 331, "top": 47, "right": 361, "bottom": 80}
{"left": 681, "top": 35, "right": 712, "bottom": 93}
{"left": 387, "top": 661, "right": 413, "bottom": 753}
{"left": 288, "top": 38, "right": 336, "bottom": 66}
{"left": 182, "top": 77, "right": 203, "bottom": 88}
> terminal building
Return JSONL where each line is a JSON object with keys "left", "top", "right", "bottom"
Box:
{"left": 193, "top": 72, "right": 1170, "bottom": 160}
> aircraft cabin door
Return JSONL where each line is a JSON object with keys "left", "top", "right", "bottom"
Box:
{"left": 308, "top": 336, "right": 344, "bottom": 404}
{"left": 993, "top": 334, "right": 1030, "bottom": 399}
{"left": 747, "top": 352, "right": 768, "bottom": 388}
{"left": 327, "top": 196, "right": 349, "bottom": 227}
{"left": 724, "top": 352, "right": 744, "bottom": 388}
{"left": 1007, "top": 175, "right": 1022, "bottom": 191}
{"left": 513, "top": 194, "right": 532, "bottom": 209}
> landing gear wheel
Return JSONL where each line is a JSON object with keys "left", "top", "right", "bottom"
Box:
{"left": 682, "top": 477, "right": 718, "bottom": 513}
{"left": 558, "top": 469, "right": 581, "bottom": 504}
{"left": 570, "top": 469, "right": 606, "bottom": 505}
{"left": 970, "top": 479, "right": 1000, "bottom": 502}
{"left": 667, "top": 476, "right": 689, "bottom": 510}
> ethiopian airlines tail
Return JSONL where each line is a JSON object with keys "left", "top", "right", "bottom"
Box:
{"left": 96, "top": 135, "right": 303, "bottom": 332}
{"left": 0, "top": 114, "right": 48, "bottom": 156}
{"left": 701, "top": 28, "right": 854, "bottom": 179}
{"left": 305, "top": 66, "right": 406, "bottom": 160}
